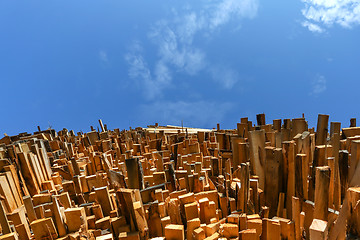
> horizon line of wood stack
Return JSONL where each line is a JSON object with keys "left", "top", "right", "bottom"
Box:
{"left": 0, "top": 114, "right": 360, "bottom": 239}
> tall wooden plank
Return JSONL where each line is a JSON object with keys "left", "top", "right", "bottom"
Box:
{"left": 283, "top": 141, "right": 295, "bottom": 219}
{"left": 125, "top": 158, "right": 144, "bottom": 190}
{"left": 315, "top": 114, "right": 329, "bottom": 146}
{"left": 264, "top": 147, "right": 280, "bottom": 218}
{"left": 314, "top": 166, "right": 330, "bottom": 221}
{"left": 248, "top": 130, "right": 266, "bottom": 190}
{"left": 17, "top": 152, "right": 40, "bottom": 196}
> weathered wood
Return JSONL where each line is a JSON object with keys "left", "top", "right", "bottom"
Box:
{"left": 95, "top": 186, "right": 113, "bottom": 216}
{"left": 315, "top": 114, "right": 329, "bottom": 146}
{"left": 238, "top": 163, "right": 250, "bottom": 213}
{"left": 0, "top": 200, "right": 11, "bottom": 234}
{"left": 292, "top": 197, "right": 301, "bottom": 240}
{"left": 17, "top": 152, "right": 40, "bottom": 196}
{"left": 147, "top": 201, "right": 163, "bottom": 237}
{"left": 264, "top": 147, "right": 280, "bottom": 217}
{"left": 314, "top": 166, "right": 330, "bottom": 221}
{"left": 64, "top": 207, "right": 88, "bottom": 233}
{"left": 248, "top": 130, "right": 265, "bottom": 190}
{"left": 51, "top": 195, "right": 67, "bottom": 237}
{"left": 125, "top": 158, "right": 144, "bottom": 190}
{"left": 30, "top": 217, "right": 58, "bottom": 240}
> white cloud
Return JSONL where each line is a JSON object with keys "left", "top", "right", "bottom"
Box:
{"left": 210, "top": 66, "right": 239, "bottom": 89}
{"left": 301, "top": 0, "right": 360, "bottom": 32}
{"left": 99, "top": 50, "right": 108, "bottom": 62}
{"left": 126, "top": 0, "right": 259, "bottom": 99}
{"left": 210, "top": 0, "right": 259, "bottom": 29}
{"left": 125, "top": 45, "right": 172, "bottom": 100}
{"left": 310, "top": 74, "right": 327, "bottom": 95}
{"left": 302, "top": 21, "right": 325, "bottom": 33}
{"left": 140, "top": 100, "right": 233, "bottom": 127}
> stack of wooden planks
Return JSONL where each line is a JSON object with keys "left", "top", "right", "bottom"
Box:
{"left": 0, "top": 115, "right": 360, "bottom": 239}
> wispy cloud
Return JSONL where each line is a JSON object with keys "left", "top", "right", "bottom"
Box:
{"left": 99, "top": 50, "right": 108, "bottom": 62}
{"left": 301, "top": 0, "right": 360, "bottom": 32}
{"left": 302, "top": 21, "right": 324, "bottom": 33}
{"left": 140, "top": 100, "right": 233, "bottom": 126}
{"left": 210, "top": 0, "right": 259, "bottom": 29}
{"left": 210, "top": 66, "right": 239, "bottom": 89}
{"left": 310, "top": 74, "right": 327, "bottom": 95}
{"left": 125, "top": 0, "right": 259, "bottom": 100}
{"left": 125, "top": 43, "right": 171, "bottom": 100}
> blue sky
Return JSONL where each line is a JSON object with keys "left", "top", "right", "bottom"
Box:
{"left": 1, "top": 0, "right": 360, "bottom": 135}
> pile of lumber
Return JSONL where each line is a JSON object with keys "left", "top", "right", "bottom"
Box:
{"left": 0, "top": 115, "right": 360, "bottom": 239}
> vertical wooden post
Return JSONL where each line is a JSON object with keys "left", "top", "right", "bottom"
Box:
{"left": 295, "top": 154, "right": 305, "bottom": 201}
{"left": 283, "top": 141, "right": 295, "bottom": 219}
{"left": 231, "top": 137, "right": 243, "bottom": 169}
{"left": 238, "top": 163, "right": 250, "bottom": 213}
{"left": 292, "top": 197, "right": 301, "bottom": 240}
{"left": 256, "top": 113, "right": 266, "bottom": 126}
{"left": 339, "top": 150, "right": 349, "bottom": 200}
{"left": 237, "top": 123, "right": 249, "bottom": 138}
{"left": 315, "top": 114, "right": 329, "bottom": 146}
{"left": 248, "top": 130, "right": 266, "bottom": 190}
{"left": 125, "top": 158, "right": 144, "bottom": 190}
{"left": 349, "top": 140, "right": 360, "bottom": 182}
{"left": 332, "top": 132, "right": 341, "bottom": 210}
{"left": 314, "top": 166, "right": 330, "bottom": 221}
{"left": 273, "top": 119, "right": 281, "bottom": 132}
{"left": 350, "top": 118, "right": 357, "bottom": 127}
{"left": 265, "top": 147, "right": 280, "bottom": 217}
{"left": 98, "top": 119, "right": 105, "bottom": 132}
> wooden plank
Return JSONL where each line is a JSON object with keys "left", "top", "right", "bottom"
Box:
{"left": 164, "top": 224, "right": 184, "bottom": 240}
{"left": 315, "top": 114, "right": 329, "bottom": 146}
{"left": 17, "top": 152, "right": 40, "bottom": 196}
{"left": 292, "top": 197, "right": 301, "bottom": 240}
{"left": 51, "top": 196, "right": 67, "bottom": 237}
{"left": 3, "top": 165, "right": 25, "bottom": 203}
{"left": 30, "top": 217, "right": 58, "bottom": 240}
{"left": 0, "top": 175, "right": 17, "bottom": 213}
{"left": 310, "top": 219, "right": 328, "bottom": 240}
{"left": 238, "top": 163, "right": 250, "bottom": 213}
{"left": 248, "top": 130, "right": 266, "bottom": 190}
{"left": 125, "top": 158, "right": 144, "bottom": 190}
{"left": 264, "top": 147, "right": 280, "bottom": 217}
{"left": 95, "top": 186, "right": 114, "bottom": 216}
{"left": 283, "top": 141, "right": 295, "bottom": 219}
{"left": 314, "top": 166, "right": 330, "bottom": 221}
{"left": 0, "top": 200, "right": 11, "bottom": 234}
{"left": 3, "top": 172, "right": 22, "bottom": 207}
